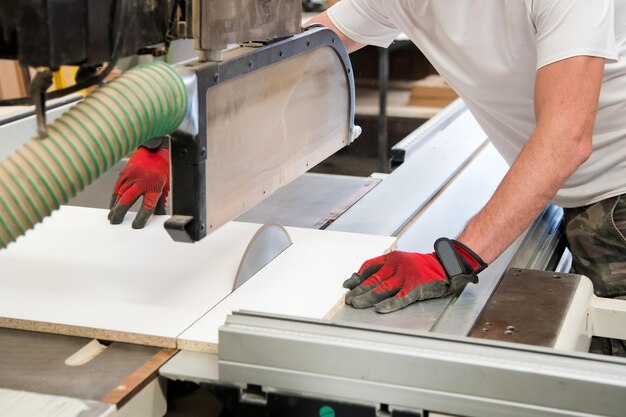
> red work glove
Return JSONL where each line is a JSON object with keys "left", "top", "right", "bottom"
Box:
{"left": 108, "top": 145, "right": 170, "bottom": 229}
{"left": 344, "top": 238, "right": 487, "bottom": 313}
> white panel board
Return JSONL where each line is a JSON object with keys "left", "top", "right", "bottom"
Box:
{"left": 0, "top": 206, "right": 395, "bottom": 351}
{"left": 0, "top": 206, "right": 253, "bottom": 347}
{"left": 177, "top": 227, "right": 396, "bottom": 352}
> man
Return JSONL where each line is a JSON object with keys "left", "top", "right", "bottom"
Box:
{"left": 306, "top": 0, "right": 626, "bottom": 314}
{"left": 110, "top": 0, "right": 626, "bottom": 315}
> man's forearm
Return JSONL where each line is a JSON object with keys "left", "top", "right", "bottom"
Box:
{"left": 456, "top": 130, "right": 590, "bottom": 263}
{"left": 457, "top": 55, "right": 604, "bottom": 264}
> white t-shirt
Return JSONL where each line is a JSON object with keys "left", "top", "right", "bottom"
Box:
{"left": 328, "top": 0, "right": 626, "bottom": 208}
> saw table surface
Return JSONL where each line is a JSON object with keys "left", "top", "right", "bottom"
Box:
{"left": 0, "top": 206, "right": 394, "bottom": 351}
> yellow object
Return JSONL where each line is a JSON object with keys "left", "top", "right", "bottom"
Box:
{"left": 51, "top": 66, "right": 86, "bottom": 96}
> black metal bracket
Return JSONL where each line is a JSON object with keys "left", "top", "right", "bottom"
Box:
{"left": 30, "top": 68, "right": 54, "bottom": 139}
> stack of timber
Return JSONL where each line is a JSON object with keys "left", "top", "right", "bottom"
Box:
{"left": 409, "top": 75, "right": 458, "bottom": 108}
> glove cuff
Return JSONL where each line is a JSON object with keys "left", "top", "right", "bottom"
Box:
{"left": 433, "top": 238, "right": 487, "bottom": 292}
{"left": 451, "top": 240, "right": 487, "bottom": 273}
{"left": 140, "top": 136, "right": 170, "bottom": 150}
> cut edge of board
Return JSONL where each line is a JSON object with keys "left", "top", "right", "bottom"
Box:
{"left": 175, "top": 338, "right": 219, "bottom": 354}
{"left": 0, "top": 317, "right": 176, "bottom": 349}
{"left": 323, "top": 294, "right": 349, "bottom": 320}
{"left": 176, "top": 291, "right": 350, "bottom": 354}
{"left": 174, "top": 237, "right": 397, "bottom": 353}
{"left": 0, "top": 227, "right": 397, "bottom": 353}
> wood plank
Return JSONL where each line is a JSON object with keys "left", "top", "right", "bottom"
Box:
{"left": 0, "top": 206, "right": 395, "bottom": 352}
{"left": 177, "top": 228, "right": 395, "bottom": 352}
{"left": 355, "top": 87, "right": 440, "bottom": 119}
{"left": 409, "top": 75, "right": 458, "bottom": 100}
{"left": 101, "top": 348, "right": 177, "bottom": 407}
{"left": 0, "top": 206, "right": 256, "bottom": 347}
{"left": 0, "top": 328, "right": 162, "bottom": 402}
{"left": 0, "top": 60, "right": 27, "bottom": 100}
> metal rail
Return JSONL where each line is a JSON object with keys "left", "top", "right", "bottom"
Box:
{"left": 219, "top": 311, "right": 626, "bottom": 417}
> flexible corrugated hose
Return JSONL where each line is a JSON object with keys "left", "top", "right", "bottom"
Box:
{"left": 0, "top": 61, "right": 187, "bottom": 249}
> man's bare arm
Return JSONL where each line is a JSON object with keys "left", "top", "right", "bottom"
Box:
{"left": 457, "top": 56, "right": 605, "bottom": 263}
{"left": 305, "top": 11, "right": 366, "bottom": 53}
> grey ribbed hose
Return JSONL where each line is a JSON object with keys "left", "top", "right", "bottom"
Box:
{"left": 0, "top": 61, "right": 187, "bottom": 249}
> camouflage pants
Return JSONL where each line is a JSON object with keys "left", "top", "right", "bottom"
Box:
{"left": 564, "top": 194, "right": 626, "bottom": 298}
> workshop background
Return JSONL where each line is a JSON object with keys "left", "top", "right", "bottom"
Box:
{"left": 1, "top": 1, "right": 625, "bottom": 417}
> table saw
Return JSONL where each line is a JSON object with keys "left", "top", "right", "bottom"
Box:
{"left": 1, "top": 2, "right": 626, "bottom": 417}
{"left": 3, "top": 94, "right": 626, "bottom": 416}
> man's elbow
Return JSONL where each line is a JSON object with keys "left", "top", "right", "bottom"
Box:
{"left": 546, "top": 121, "right": 594, "bottom": 167}
{"left": 571, "top": 132, "right": 593, "bottom": 167}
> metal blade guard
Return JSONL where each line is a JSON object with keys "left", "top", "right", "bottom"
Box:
{"left": 166, "top": 27, "right": 356, "bottom": 243}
